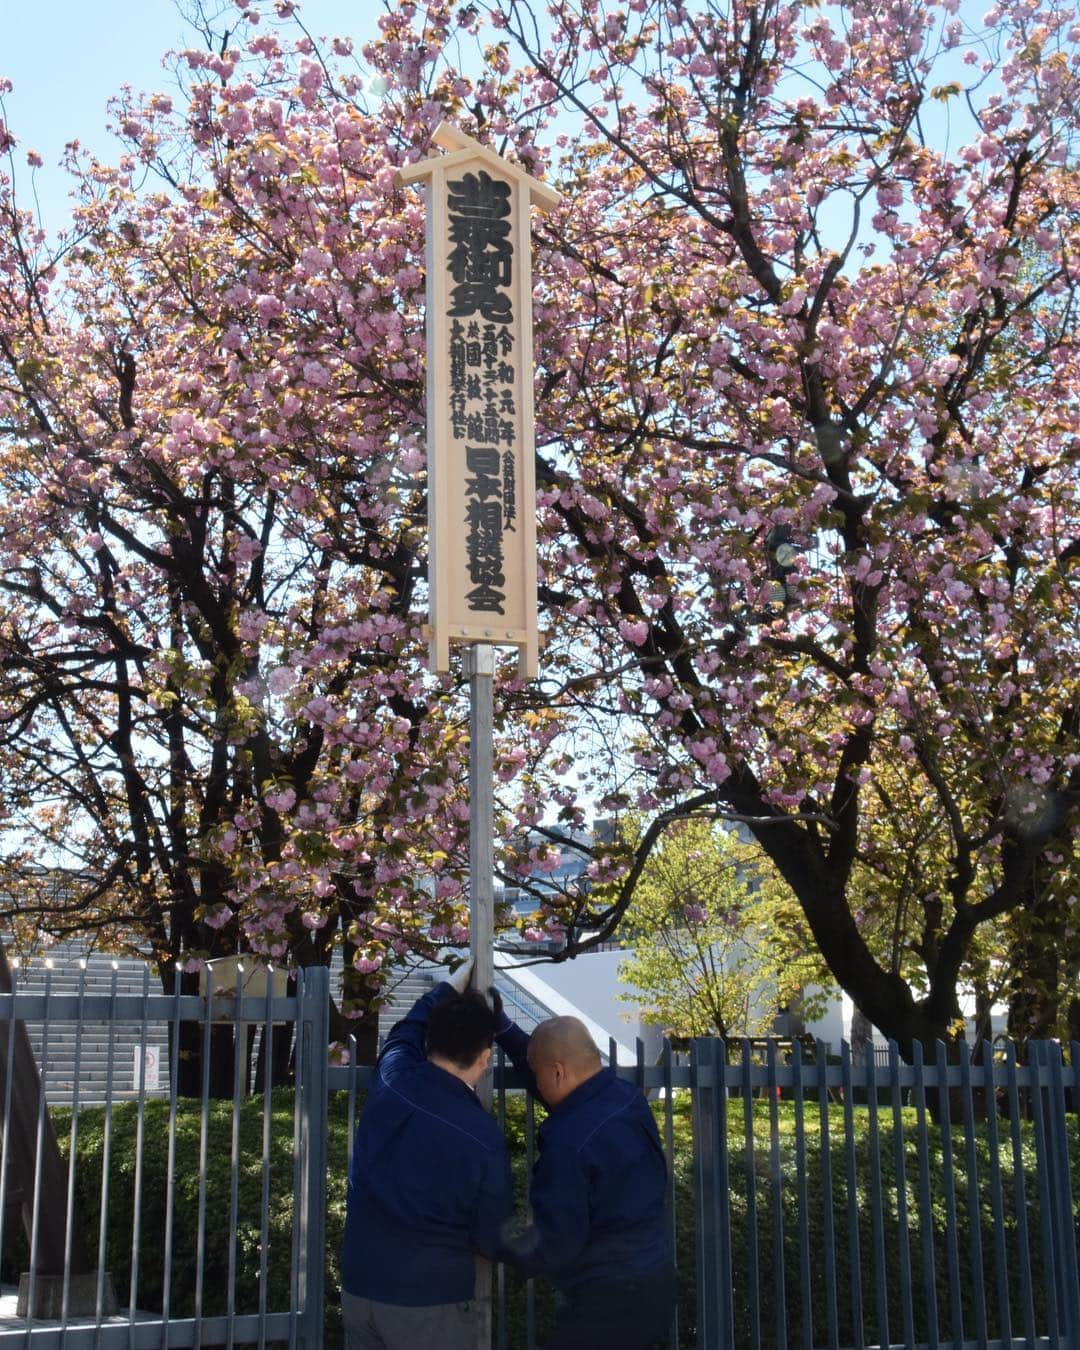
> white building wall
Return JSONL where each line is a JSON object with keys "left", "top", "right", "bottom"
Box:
{"left": 497, "top": 950, "right": 1007, "bottom": 1054}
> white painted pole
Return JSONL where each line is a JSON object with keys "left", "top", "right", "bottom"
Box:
{"left": 466, "top": 643, "right": 495, "bottom": 1347}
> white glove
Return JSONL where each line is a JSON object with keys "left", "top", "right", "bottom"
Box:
{"left": 445, "top": 955, "right": 474, "bottom": 994}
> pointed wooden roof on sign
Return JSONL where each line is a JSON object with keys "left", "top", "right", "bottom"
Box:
{"left": 394, "top": 122, "right": 562, "bottom": 214}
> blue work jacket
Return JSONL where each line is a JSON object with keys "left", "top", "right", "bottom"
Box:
{"left": 341, "top": 983, "right": 514, "bottom": 1305}
{"left": 497, "top": 1024, "right": 672, "bottom": 1295}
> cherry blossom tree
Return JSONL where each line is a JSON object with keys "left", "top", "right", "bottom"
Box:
{"left": 0, "top": 0, "right": 1077, "bottom": 1071}
{"left": 0, "top": 13, "right": 536, "bottom": 1084}
{"left": 476, "top": 0, "right": 1080, "bottom": 1054}
{"left": 362, "top": 0, "right": 1078, "bottom": 1051}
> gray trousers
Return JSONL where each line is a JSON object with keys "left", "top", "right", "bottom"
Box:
{"left": 341, "top": 1289, "right": 479, "bottom": 1350}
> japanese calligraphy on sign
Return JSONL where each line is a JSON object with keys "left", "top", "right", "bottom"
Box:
{"left": 395, "top": 124, "right": 561, "bottom": 679}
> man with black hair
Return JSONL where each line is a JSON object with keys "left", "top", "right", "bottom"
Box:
{"left": 341, "top": 957, "right": 512, "bottom": 1350}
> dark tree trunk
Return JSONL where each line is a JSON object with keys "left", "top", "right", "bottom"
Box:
{"left": 1007, "top": 930, "right": 1059, "bottom": 1043}
{"left": 1068, "top": 995, "right": 1080, "bottom": 1047}
{"left": 971, "top": 974, "right": 994, "bottom": 1050}
{"left": 744, "top": 832, "right": 959, "bottom": 1063}
{"left": 329, "top": 999, "right": 379, "bottom": 1066}
{"left": 338, "top": 934, "right": 383, "bottom": 1066}
{"left": 170, "top": 1002, "right": 244, "bottom": 1098}
{"left": 1067, "top": 996, "right": 1080, "bottom": 1114}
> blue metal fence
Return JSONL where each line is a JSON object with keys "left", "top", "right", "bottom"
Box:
{"left": 331, "top": 1034, "right": 1080, "bottom": 1349}
{"left": 2, "top": 963, "right": 1079, "bottom": 1350}
{"left": 690, "top": 1036, "right": 1080, "bottom": 1350}
{"left": 0, "top": 963, "right": 329, "bottom": 1347}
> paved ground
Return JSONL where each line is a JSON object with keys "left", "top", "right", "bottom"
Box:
{"left": 0, "top": 1283, "right": 157, "bottom": 1329}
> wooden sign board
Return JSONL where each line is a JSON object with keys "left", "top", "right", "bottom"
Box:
{"left": 396, "top": 124, "right": 561, "bottom": 679}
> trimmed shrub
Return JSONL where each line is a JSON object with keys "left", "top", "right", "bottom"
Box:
{"left": 47, "top": 1091, "right": 1079, "bottom": 1349}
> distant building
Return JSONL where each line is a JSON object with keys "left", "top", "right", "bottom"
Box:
{"left": 497, "top": 821, "right": 613, "bottom": 952}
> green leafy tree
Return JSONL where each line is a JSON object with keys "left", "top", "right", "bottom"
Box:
{"left": 617, "top": 818, "right": 834, "bottom": 1041}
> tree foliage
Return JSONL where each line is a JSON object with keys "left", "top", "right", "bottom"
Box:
{"left": 477, "top": 0, "right": 1080, "bottom": 1051}
{"left": 0, "top": 0, "right": 1076, "bottom": 1057}
{"left": 0, "top": 11, "right": 501, "bottom": 1051}
{"left": 616, "top": 817, "right": 834, "bottom": 1040}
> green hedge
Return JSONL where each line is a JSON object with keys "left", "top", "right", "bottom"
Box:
{"left": 711, "top": 1098, "right": 1079, "bottom": 1347}
{"left": 36, "top": 1092, "right": 1079, "bottom": 1349}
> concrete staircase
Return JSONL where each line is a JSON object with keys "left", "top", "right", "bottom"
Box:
{"left": 492, "top": 971, "right": 552, "bottom": 1036}
{"left": 7, "top": 946, "right": 167, "bottom": 1105}
{"left": 373, "top": 965, "right": 438, "bottom": 1045}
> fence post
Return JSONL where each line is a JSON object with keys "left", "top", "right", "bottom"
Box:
{"left": 1038, "top": 1039, "right": 1080, "bottom": 1343}
{"left": 300, "top": 965, "right": 330, "bottom": 1349}
{"left": 1048, "top": 1041, "right": 1080, "bottom": 1342}
{"left": 691, "top": 1038, "right": 721, "bottom": 1350}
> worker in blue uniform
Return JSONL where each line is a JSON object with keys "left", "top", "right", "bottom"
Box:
{"left": 495, "top": 1009, "right": 676, "bottom": 1350}
{"left": 341, "top": 957, "right": 511, "bottom": 1350}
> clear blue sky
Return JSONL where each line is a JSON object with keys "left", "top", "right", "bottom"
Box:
{"left": 0, "top": 0, "right": 380, "bottom": 236}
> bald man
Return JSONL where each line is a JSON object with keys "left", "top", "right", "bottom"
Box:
{"left": 495, "top": 1010, "right": 676, "bottom": 1350}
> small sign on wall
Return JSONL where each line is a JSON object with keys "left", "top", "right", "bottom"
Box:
{"left": 134, "top": 1044, "right": 160, "bottom": 1092}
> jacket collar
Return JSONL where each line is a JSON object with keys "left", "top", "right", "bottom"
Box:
{"left": 418, "top": 1058, "right": 483, "bottom": 1103}
{"left": 549, "top": 1065, "right": 613, "bottom": 1116}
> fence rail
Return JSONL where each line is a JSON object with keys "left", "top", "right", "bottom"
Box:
{"left": 691, "top": 1037, "right": 1080, "bottom": 1350}
{"left": 330, "top": 1035, "right": 1080, "bottom": 1350}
